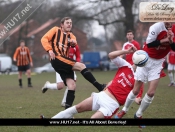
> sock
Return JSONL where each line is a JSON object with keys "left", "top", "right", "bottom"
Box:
{"left": 81, "top": 68, "right": 103, "bottom": 91}
{"left": 61, "top": 87, "right": 68, "bottom": 105}
{"left": 28, "top": 78, "right": 31, "bottom": 85}
{"left": 136, "top": 93, "right": 154, "bottom": 117}
{"left": 19, "top": 79, "right": 22, "bottom": 86}
{"left": 122, "top": 91, "right": 136, "bottom": 112}
{"left": 65, "top": 90, "right": 75, "bottom": 109}
{"left": 52, "top": 106, "right": 78, "bottom": 118}
{"left": 168, "top": 72, "right": 174, "bottom": 83}
{"left": 46, "top": 83, "right": 57, "bottom": 90}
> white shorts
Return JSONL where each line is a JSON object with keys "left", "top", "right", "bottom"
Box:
{"left": 56, "top": 71, "right": 77, "bottom": 83}
{"left": 168, "top": 63, "right": 175, "bottom": 71}
{"left": 134, "top": 57, "right": 165, "bottom": 82}
{"left": 91, "top": 91, "right": 119, "bottom": 118}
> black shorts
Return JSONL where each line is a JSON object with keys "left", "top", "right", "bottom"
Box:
{"left": 51, "top": 58, "right": 76, "bottom": 86}
{"left": 18, "top": 64, "right": 30, "bottom": 72}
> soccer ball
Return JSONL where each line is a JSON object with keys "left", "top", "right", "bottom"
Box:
{"left": 132, "top": 50, "right": 149, "bottom": 67}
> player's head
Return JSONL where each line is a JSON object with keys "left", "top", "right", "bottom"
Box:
{"left": 61, "top": 17, "right": 72, "bottom": 32}
{"left": 126, "top": 30, "right": 134, "bottom": 42}
{"left": 20, "top": 40, "right": 25, "bottom": 47}
{"left": 164, "top": 22, "right": 172, "bottom": 30}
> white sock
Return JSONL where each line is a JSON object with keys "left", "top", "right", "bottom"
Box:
{"left": 136, "top": 93, "right": 154, "bottom": 117}
{"left": 46, "top": 83, "right": 57, "bottom": 90}
{"left": 52, "top": 106, "right": 78, "bottom": 118}
{"left": 168, "top": 73, "right": 174, "bottom": 83}
{"left": 61, "top": 87, "right": 68, "bottom": 105}
{"left": 122, "top": 91, "right": 136, "bottom": 112}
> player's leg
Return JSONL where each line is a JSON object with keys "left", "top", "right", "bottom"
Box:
{"left": 61, "top": 72, "right": 76, "bottom": 107}
{"left": 73, "top": 62, "right": 105, "bottom": 91}
{"left": 135, "top": 58, "right": 163, "bottom": 118}
{"left": 18, "top": 71, "right": 23, "bottom": 88}
{"left": 168, "top": 63, "right": 174, "bottom": 86}
{"left": 52, "top": 97, "right": 93, "bottom": 118}
{"left": 135, "top": 79, "right": 158, "bottom": 118}
{"left": 61, "top": 87, "right": 68, "bottom": 107}
{"left": 65, "top": 78, "right": 76, "bottom": 109}
{"left": 42, "top": 72, "right": 65, "bottom": 93}
{"left": 26, "top": 65, "right": 32, "bottom": 87}
{"left": 115, "top": 80, "right": 143, "bottom": 118}
{"left": 18, "top": 66, "right": 23, "bottom": 88}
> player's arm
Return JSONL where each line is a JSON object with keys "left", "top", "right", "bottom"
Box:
{"left": 108, "top": 46, "right": 137, "bottom": 59}
{"left": 70, "top": 34, "right": 77, "bottom": 47}
{"left": 13, "top": 48, "right": 19, "bottom": 61}
{"left": 75, "top": 45, "right": 81, "bottom": 62}
{"left": 168, "top": 29, "right": 175, "bottom": 51}
{"left": 147, "top": 24, "right": 170, "bottom": 48}
{"left": 27, "top": 48, "right": 33, "bottom": 67}
{"left": 41, "top": 27, "right": 57, "bottom": 52}
{"left": 167, "top": 52, "right": 170, "bottom": 63}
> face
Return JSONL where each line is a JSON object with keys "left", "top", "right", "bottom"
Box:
{"left": 164, "top": 22, "right": 172, "bottom": 29}
{"left": 61, "top": 19, "right": 72, "bottom": 32}
{"left": 20, "top": 42, "right": 25, "bottom": 47}
{"left": 126, "top": 32, "right": 134, "bottom": 42}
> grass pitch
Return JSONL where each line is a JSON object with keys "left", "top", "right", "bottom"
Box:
{"left": 0, "top": 70, "right": 175, "bottom": 132}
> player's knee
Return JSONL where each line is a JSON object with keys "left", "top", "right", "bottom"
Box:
{"left": 67, "top": 83, "right": 76, "bottom": 90}
{"left": 57, "top": 82, "right": 64, "bottom": 90}
{"left": 75, "top": 105, "right": 82, "bottom": 112}
{"left": 147, "top": 92, "right": 155, "bottom": 97}
{"left": 132, "top": 89, "right": 140, "bottom": 95}
{"left": 168, "top": 70, "right": 172, "bottom": 73}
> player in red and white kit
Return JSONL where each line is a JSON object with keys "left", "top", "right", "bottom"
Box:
{"left": 167, "top": 49, "right": 175, "bottom": 86}
{"left": 122, "top": 30, "right": 143, "bottom": 105}
{"left": 51, "top": 46, "right": 137, "bottom": 118}
{"left": 42, "top": 44, "right": 81, "bottom": 108}
{"left": 116, "top": 22, "right": 175, "bottom": 123}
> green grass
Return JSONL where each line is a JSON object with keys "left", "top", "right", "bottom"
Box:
{"left": 0, "top": 70, "right": 175, "bottom": 132}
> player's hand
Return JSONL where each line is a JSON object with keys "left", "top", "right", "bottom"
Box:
{"left": 69, "top": 39, "right": 77, "bottom": 47}
{"left": 135, "top": 97, "right": 142, "bottom": 105}
{"left": 127, "top": 46, "right": 137, "bottom": 53}
{"left": 30, "top": 62, "right": 33, "bottom": 67}
{"left": 167, "top": 29, "right": 174, "bottom": 44}
{"left": 49, "top": 50, "right": 55, "bottom": 60}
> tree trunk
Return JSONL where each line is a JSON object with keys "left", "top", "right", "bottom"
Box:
{"left": 120, "top": 0, "right": 135, "bottom": 34}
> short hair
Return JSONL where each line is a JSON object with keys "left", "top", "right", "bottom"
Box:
{"left": 60, "top": 17, "right": 72, "bottom": 24}
{"left": 20, "top": 40, "right": 25, "bottom": 43}
{"left": 126, "top": 30, "right": 134, "bottom": 34}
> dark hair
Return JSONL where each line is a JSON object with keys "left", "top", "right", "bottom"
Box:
{"left": 126, "top": 30, "right": 133, "bottom": 34}
{"left": 20, "top": 40, "right": 25, "bottom": 43}
{"left": 61, "top": 17, "right": 71, "bottom": 24}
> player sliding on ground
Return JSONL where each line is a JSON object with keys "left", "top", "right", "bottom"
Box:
{"left": 47, "top": 46, "right": 142, "bottom": 119}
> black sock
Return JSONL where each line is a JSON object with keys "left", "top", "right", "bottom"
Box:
{"left": 19, "top": 79, "right": 22, "bottom": 86}
{"left": 28, "top": 78, "right": 31, "bottom": 85}
{"left": 65, "top": 90, "right": 75, "bottom": 109}
{"left": 81, "top": 68, "right": 103, "bottom": 91}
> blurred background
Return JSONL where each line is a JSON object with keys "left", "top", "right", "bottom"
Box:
{"left": 0, "top": 0, "right": 172, "bottom": 73}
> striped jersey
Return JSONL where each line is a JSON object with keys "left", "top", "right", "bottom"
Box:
{"left": 41, "top": 26, "right": 77, "bottom": 65}
{"left": 13, "top": 46, "right": 32, "bottom": 66}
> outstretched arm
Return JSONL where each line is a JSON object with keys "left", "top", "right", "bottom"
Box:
{"left": 108, "top": 46, "right": 137, "bottom": 59}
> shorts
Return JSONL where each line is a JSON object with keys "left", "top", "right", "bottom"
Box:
{"left": 134, "top": 57, "right": 165, "bottom": 83}
{"left": 50, "top": 57, "right": 76, "bottom": 86}
{"left": 18, "top": 64, "right": 30, "bottom": 72}
{"left": 168, "top": 63, "right": 175, "bottom": 71}
{"left": 91, "top": 91, "right": 119, "bottom": 118}
{"left": 56, "top": 71, "right": 77, "bottom": 83}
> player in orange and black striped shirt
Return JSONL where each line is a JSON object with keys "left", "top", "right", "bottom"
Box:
{"left": 13, "top": 40, "right": 33, "bottom": 88}
{"left": 41, "top": 17, "right": 105, "bottom": 109}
